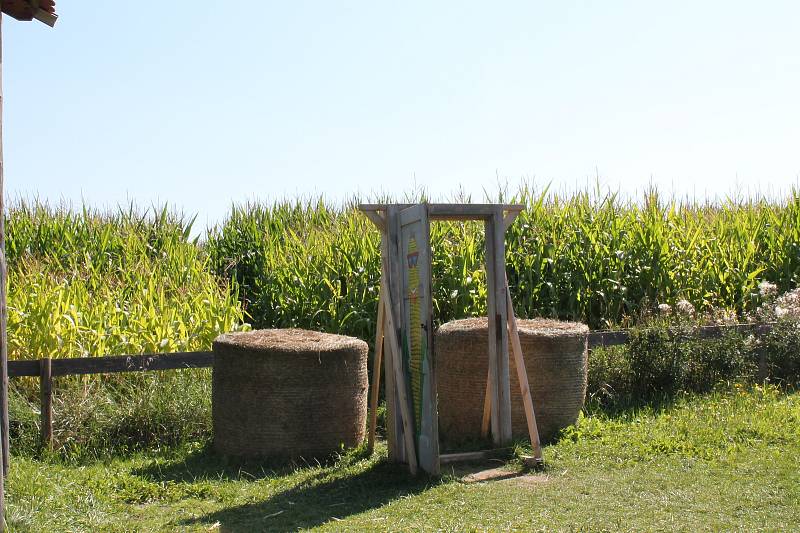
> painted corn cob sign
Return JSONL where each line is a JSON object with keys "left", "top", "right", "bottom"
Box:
{"left": 398, "top": 204, "right": 439, "bottom": 474}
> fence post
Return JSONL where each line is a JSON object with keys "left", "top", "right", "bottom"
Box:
{"left": 39, "top": 358, "right": 52, "bottom": 450}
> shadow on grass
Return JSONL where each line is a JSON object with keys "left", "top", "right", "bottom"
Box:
{"left": 131, "top": 444, "right": 323, "bottom": 483}
{"left": 177, "top": 460, "right": 436, "bottom": 532}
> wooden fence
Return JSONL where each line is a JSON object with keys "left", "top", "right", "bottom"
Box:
{"left": 9, "top": 351, "right": 213, "bottom": 448}
{"left": 6, "top": 322, "right": 774, "bottom": 450}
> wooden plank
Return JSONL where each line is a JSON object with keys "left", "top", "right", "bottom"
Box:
{"left": 381, "top": 278, "right": 419, "bottom": 475}
{"left": 8, "top": 359, "right": 40, "bottom": 377}
{"left": 39, "top": 358, "right": 52, "bottom": 450}
{"left": 491, "top": 208, "right": 513, "bottom": 444}
{"left": 4, "top": 323, "right": 775, "bottom": 380}
{"left": 428, "top": 204, "right": 524, "bottom": 218}
{"left": 585, "top": 323, "right": 775, "bottom": 350}
{"left": 33, "top": 9, "right": 57, "bottom": 27}
{"left": 439, "top": 448, "right": 513, "bottom": 464}
{"left": 359, "top": 203, "right": 413, "bottom": 213}
{"left": 506, "top": 276, "right": 543, "bottom": 462}
{"left": 362, "top": 210, "right": 386, "bottom": 232}
{"left": 367, "top": 286, "right": 385, "bottom": 455}
{"left": 587, "top": 330, "right": 629, "bottom": 348}
{"left": 502, "top": 209, "right": 522, "bottom": 232}
{"left": 359, "top": 204, "right": 525, "bottom": 221}
{"left": 480, "top": 367, "right": 491, "bottom": 438}
{"left": 45, "top": 351, "right": 213, "bottom": 376}
{"left": 696, "top": 323, "right": 774, "bottom": 338}
{"left": 384, "top": 205, "right": 405, "bottom": 463}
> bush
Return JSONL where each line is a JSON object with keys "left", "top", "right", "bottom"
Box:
{"left": 587, "top": 318, "right": 799, "bottom": 409}
{"left": 755, "top": 320, "right": 800, "bottom": 385}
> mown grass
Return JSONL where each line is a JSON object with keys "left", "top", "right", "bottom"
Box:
{"left": 6, "top": 385, "right": 799, "bottom": 532}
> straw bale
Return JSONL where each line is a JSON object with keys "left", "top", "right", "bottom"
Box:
{"left": 212, "top": 329, "right": 368, "bottom": 459}
{"left": 435, "top": 317, "right": 588, "bottom": 446}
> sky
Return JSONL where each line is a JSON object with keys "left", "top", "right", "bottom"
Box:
{"left": 3, "top": 1, "right": 800, "bottom": 228}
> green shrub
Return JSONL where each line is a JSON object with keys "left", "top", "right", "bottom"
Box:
{"left": 754, "top": 320, "right": 800, "bottom": 385}
{"left": 588, "top": 318, "right": 799, "bottom": 409}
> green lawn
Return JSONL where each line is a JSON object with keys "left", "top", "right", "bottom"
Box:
{"left": 6, "top": 384, "right": 799, "bottom": 532}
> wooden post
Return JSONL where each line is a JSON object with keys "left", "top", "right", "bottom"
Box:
{"left": 385, "top": 206, "right": 408, "bottom": 464}
{"left": 485, "top": 211, "right": 512, "bottom": 445}
{"left": 492, "top": 208, "right": 512, "bottom": 444}
{"left": 39, "top": 358, "right": 53, "bottom": 450}
{"left": 367, "top": 286, "right": 385, "bottom": 454}
{"left": 0, "top": 14, "right": 7, "bottom": 527}
{"left": 0, "top": 9, "right": 7, "bottom": 478}
{"left": 380, "top": 210, "right": 400, "bottom": 462}
{"left": 484, "top": 216, "right": 500, "bottom": 444}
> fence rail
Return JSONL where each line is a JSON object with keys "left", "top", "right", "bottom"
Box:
{"left": 9, "top": 351, "right": 213, "bottom": 378}
{"left": 7, "top": 322, "right": 776, "bottom": 450}
{"left": 8, "top": 351, "right": 214, "bottom": 449}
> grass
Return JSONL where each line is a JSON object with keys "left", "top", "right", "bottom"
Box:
{"left": 6, "top": 384, "right": 799, "bottom": 532}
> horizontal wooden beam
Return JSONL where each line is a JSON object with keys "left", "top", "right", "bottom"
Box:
{"left": 439, "top": 448, "right": 513, "bottom": 464}
{"left": 5, "top": 322, "right": 776, "bottom": 379}
{"left": 8, "top": 359, "right": 39, "bottom": 377}
{"left": 9, "top": 351, "right": 213, "bottom": 378}
{"left": 587, "top": 330, "right": 629, "bottom": 349}
{"left": 586, "top": 322, "right": 775, "bottom": 350}
{"left": 359, "top": 204, "right": 525, "bottom": 222}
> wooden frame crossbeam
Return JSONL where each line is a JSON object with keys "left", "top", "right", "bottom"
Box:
{"left": 359, "top": 203, "right": 524, "bottom": 222}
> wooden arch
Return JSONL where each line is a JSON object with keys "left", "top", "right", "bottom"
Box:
{"left": 360, "top": 203, "right": 543, "bottom": 475}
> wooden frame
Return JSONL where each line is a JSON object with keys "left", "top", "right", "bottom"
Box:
{"left": 360, "top": 203, "right": 541, "bottom": 475}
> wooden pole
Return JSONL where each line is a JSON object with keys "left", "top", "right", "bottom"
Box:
{"left": 492, "top": 208, "right": 512, "bottom": 444}
{"left": 485, "top": 211, "right": 512, "bottom": 445}
{"left": 367, "top": 286, "right": 385, "bottom": 454}
{"left": 484, "top": 217, "right": 501, "bottom": 444}
{"left": 0, "top": 13, "right": 7, "bottom": 529}
{"left": 39, "top": 358, "right": 53, "bottom": 450}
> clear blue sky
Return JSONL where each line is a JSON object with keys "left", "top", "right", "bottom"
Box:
{"left": 4, "top": 1, "right": 799, "bottom": 228}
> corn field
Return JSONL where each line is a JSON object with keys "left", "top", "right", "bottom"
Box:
{"left": 8, "top": 186, "right": 800, "bottom": 363}
{"left": 208, "top": 186, "right": 800, "bottom": 336}
{"left": 7, "top": 202, "right": 248, "bottom": 362}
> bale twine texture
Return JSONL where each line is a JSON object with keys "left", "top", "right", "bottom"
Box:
{"left": 212, "top": 329, "right": 368, "bottom": 459}
{"left": 435, "top": 317, "right": 588, "bottom": 446}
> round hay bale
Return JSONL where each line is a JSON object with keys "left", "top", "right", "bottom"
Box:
{"left": 212, "top": 329, "right": 368, "bottom": 459}
{"left": 435, "top": 317, "right": 588, "bottom": 446}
